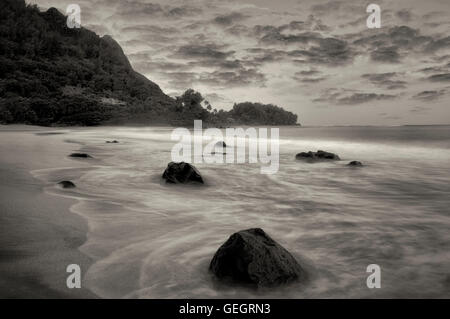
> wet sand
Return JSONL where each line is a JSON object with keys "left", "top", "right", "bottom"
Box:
{"left": 0, "top": 125, "right": 96, "bottom": 298}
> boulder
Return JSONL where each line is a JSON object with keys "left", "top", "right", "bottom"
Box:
{"left": 295, "top": 150, "right": 340, "bottom": 162}
{"left": 210, "top": 228, "right": 305, "bottom": 287}
{"left": 69, "top": 153, "right": 92, "bottom": 158}
{"left": 58, "top": 181, "right": 76, "bottom": 188}
{"left": 347, "top": 161, "right": 363, "bottom": 166}
{"left": 162, "top": 162, "right": 204, "bottom": 184}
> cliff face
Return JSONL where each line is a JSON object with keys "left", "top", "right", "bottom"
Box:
{"left": 0, "top": 0, "right": 175, "bottom": 125}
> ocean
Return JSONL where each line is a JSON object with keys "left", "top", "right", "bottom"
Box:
{"left": 32, "top": 125, "right": 450, "bottom": 298}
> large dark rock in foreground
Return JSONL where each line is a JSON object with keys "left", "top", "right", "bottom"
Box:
{"left": 58, "top": 181, "right": 76, "bottom": 188}
{"left": 162, "top": 162, "right": 204, "bottom": 184}
{"left": 210, "top": 228, "right": 305, "bottom": 287}
{"left": 295, "top": 150, "right": 340, "bottom": 162}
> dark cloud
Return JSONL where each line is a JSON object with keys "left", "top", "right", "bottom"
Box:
{"left": 188, "top": 59, "right": 243, "bottom": 70}
{"left": 297, "top": 69, "right": 320, "bottom": 76}
{"left": 353, "top": 26, "right": 436, "bottom": 63}
{"left": 396, "top": 9, "right": 412, "bottom": 22}
{"left": 225, "top": 24, "right": 251, "bottom": 36}
{"left": 165, "top": 6, "right": 199, "bottom": 17}
{"left": 296, "top": 76, "right": 326, "bottom": 83}
{"left": 428, "top": 73, "right": 450, "bottom": 82}
{"left": 199, "top": 68, "right": 266, "bottom": 87}
{"left": 110, "top": 1, "right": 200, "bottom": 20}
{"left": 132, "top": 59, "right": 190, "bottom": 73}
{"left": 173, "top": 45, "right": 234, "bottom": 60}
{"left": 314, "top": 89, "right": 398, "bottom": 105}
{"left": 412, "top": 90, "right": 446, "bottom": 101}
{"left": 310, "top": 1, "right": 343, "bottom": 14}
{"left": 337, "top": 93, "right": 397, "bottom": 105}
{"left": 165, "top": 68, "right": 266, "bottom": 89}
{"left": 293, "top": 69, "right": 325, "bottom": 83}
{"left": 241, "top": 48, "right": 288, "bottom": 66}
{"left": 287, "top": 37, "right": 353, "bottom": 65}
{"left": 370, "top": 46, "right": 400, "bottom": 63}
{"left": 425, "top": 36, "right": 450, "bottom": 52}
{"left": 361, "top": 73, "right": 407, "bottom": 89}
{"left": 213, "top": 12, "right": 248, "bottom": 26}
{"left": 120, "top": 25, "right": 178, "bottom": 34}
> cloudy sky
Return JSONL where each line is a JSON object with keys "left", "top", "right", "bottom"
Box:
{"left": 30, "top": 0, "right": 450, "bottom": 125}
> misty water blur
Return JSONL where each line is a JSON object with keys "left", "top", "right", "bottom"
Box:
{"left": 32, "top": 125, "right": 450, "bottom": 298}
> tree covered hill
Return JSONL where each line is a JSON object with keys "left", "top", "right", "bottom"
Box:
{"left": 0, "top": 0, "right": 298, "bottom": 126}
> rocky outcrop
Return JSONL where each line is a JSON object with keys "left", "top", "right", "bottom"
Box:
{"left": 58, "top": 181, "right": 76, "bottom": 188}
{"left": 69, "top": 153, "right": 92, "bottom": 158}
{"left": 295, "top": 150, "right": 340, "bottom": 162}
{"left": 162, "top": 162, "right": 204, "bottom": 184}
{"left": 210, "top": 228, "right": 305, "bottom": 287}
{"left": 347, "top": 161, "right": 363, "bottom": 166}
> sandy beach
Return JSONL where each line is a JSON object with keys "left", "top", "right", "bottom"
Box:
{"left": 0, "top": 125, "right": 96, "bottom": 298}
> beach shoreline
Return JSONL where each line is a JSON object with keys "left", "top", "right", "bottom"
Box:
{"left": 0, "top": 125, "right": 97, "bottom": 298}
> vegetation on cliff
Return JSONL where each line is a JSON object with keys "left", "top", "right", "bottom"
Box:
{"left": 0, "top": 0, "right": 298, "bottom": 126}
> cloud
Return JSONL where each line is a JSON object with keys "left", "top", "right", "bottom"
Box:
{"left": 213, "top": 12, "right": 248, "bottom": 26}
{"left": 409, "top": 106, "right": 431, "bottom": 114}
{"left": 164, "top": 68, "right": 266, "bottom": 89}
{"left": 396, "top": 9, "right": 412, "bottom": 22}
{"left": 203, "top": 93, "right": 234, "bottom": 104}
{"left": 287, "top": 38, "right": 353, "bottom": 65}
{"left": 425, "top": 36, "right": 450, "bottom": 52}
{"left": 353, "top": 26, "right": 435, "bottom": 63}
{"left": 314, "top": 89, "right": 398, "bottom": 105}
{"left": 310, "top": 1, "right": 343, "bottom": 14}
{"left": 337, "top": 93, "right": 397, "bottom": 105}
{"left": 412, "top": 90, "right": 446, "bottom": 101}
{"left": 428, "top": 73, "right": 450, "bottom": 82}
{"left": 370, "top": 46, "right": 400, "bottom": 63}
{"left": 361, "top": 73, "right": 407, "bottom": 89}
{"left": 293, "top": 69, "right": 326, "bottom": 83}
{"left": 173, "top": 45, "right": 234, "bottom": 60}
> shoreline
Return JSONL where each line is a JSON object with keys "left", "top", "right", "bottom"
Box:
{"left": 0, "top": 125, "right": 97, "bottom": 298}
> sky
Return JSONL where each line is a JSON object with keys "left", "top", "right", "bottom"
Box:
{"left": 29, "top": 0, "right": 450, "bottom": 125}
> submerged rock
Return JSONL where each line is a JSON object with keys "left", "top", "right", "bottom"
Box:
{"left": 210, "top": 228, "right": 305, "bottom": 287}
{"left": 58, "top": 181, "right": 76, "bottom": 188}
{"left": 69, "top": 153, "right": 92, "bottom": 158}
{"left": 106, "top": 140, "right": 119, "bottom": 144}
{"left": 295, "top": 150, "right": 340, "bottom": 162}
{"left": 215, "top": 141, "right": 227, "bottom": 148}
{"left": 347, "top": 161, "right": 363, "bottom": 166}
{"left": 162, "top": 162, "right": 204, "bottom": 184}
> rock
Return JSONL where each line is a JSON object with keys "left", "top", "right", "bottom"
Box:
{"left": 58, "top": 181, "right": 76, "bottom": 188}
{"left": 69, "top": 153, "right": 92, "bottom": 158}
{"left": 209, "top": 228, "right": 305, "bottom": 287}
{"left": 295, "top": 150, "right": 340, "bottom": 162}
{"left": 162, "top": 162, "right": 204, "bottom": 184}
{"left": 215, "top": 141, "right": 226, "bottom": 148}
{"left": 106, "top": 140, "right": 119, "bottom": 144}
{"left": 347, "top": 161, "right": 363, "bottom": 166}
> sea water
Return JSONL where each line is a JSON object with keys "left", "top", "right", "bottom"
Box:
{"left": 32, "top": 125, "right": 450, "bottom": 298}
